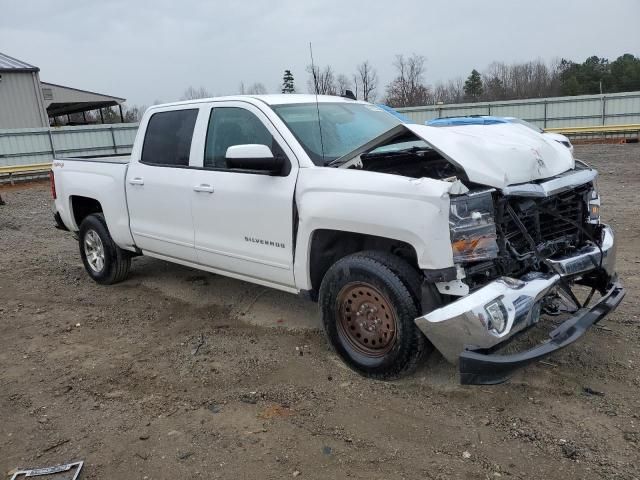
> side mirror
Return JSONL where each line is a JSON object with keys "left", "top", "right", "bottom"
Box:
{"left": 225, "top": 144, "right": 284, "bottom": 174}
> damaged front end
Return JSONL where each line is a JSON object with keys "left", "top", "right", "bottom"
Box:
{"left": 415, "top": 167, "right": 625, "bottom": 384}
{"left": 330, "top": 121, "right": 624, "bottom": 383}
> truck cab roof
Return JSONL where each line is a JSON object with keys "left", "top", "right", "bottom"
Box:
{"left": 150, "top": 94, "right": 365, "bottom": 110}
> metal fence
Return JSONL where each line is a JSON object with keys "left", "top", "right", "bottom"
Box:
{"left": 396, "top": 91, "right": 640, "bottom": 129}
{"left": 2, "top": 91, "right": 640, "bottom": 168}
{"left": 0, "top": 123, "right": 138, "bottom": 167}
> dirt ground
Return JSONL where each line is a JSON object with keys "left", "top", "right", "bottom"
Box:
{"left": 0, "top": 144, "right": 639, "bottom": 479}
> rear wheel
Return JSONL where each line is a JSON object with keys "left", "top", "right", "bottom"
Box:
{"left": 319, "top": 252, "right": 431, "bottom": 379}
{"left": 79, "top": 213, "right": 131, "bottom": 285}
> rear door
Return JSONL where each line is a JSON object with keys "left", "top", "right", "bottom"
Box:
{"left": 126, "top": 107, "right": 200, "bottom": 262}
{"left": 189, "top": 101, "right": 298, "bottom": 288}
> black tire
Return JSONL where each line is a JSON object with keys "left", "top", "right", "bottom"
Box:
{"left": 357, "top": 250, "right": 423, "bottom": 310}
{"left": 319, "top": 251, "right": 431, "bottom": 379}
{"left": 79, "top": 213, "right": 131, "bottom": 285}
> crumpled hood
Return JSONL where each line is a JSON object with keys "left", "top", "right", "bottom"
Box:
{"left": 405, "top": 123, "right": 575, "bottom": 189}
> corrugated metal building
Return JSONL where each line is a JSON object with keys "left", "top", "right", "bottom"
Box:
{"left": 0, "top": 51, "right": 126, "bottom": 129}
{"left": 396, "top": 91, "right": 640, "bottom": 128}
{"left": 0, "top": 52, "right": 49, "bottom": 128}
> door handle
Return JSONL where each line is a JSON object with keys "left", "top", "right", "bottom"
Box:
{"left": 129, "top": 177, "right": 144, "bottom": 185}
{"left": 193, "top": 184, "right": 214, "bottom": 193}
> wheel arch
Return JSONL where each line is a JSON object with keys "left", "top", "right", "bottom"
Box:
{"left": 70, "top": 195, "right": 103, "bottom": 230}
{"left": 305, "top": 229, "right": 420, "bottom": 300}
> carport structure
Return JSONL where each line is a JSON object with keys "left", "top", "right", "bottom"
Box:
{"left": 42, "top": 82, "right": 126, "bottom": 125}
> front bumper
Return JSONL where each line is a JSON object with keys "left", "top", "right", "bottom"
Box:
{"left": 457, "top": 281, "right": 624, "bottom": 384}
{"left": 415, "top": 225, "right": 624, "bottom": 384}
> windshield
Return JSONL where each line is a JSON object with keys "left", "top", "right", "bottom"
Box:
{"left": 271, "top": 102, "right": 401, "bottom": 165}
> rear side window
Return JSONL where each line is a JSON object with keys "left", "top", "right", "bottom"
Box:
{"left": 141, "top": 109, "right": 198, "bottom": 166}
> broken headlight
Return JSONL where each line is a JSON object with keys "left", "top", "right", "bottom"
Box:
{"left": 449, "top": 190, "right": 498, "bottom": 263}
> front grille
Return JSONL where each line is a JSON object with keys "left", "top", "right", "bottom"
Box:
{"left": 498, "top": 184, "right": 591, "bottom": 256}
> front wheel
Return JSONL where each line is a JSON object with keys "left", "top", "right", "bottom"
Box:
{"left": 319, "top": 252, "right": 431, "bottom": 379}
{"left": 79, "top": 213, "right": 131, "bottom": 285}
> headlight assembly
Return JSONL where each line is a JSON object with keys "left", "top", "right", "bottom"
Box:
{"left": 449, "top": 190, "right": 499, "bottom": 263}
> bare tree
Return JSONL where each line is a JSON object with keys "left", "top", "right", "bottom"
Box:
{"left": 336, "top": 74, "right": 352, "bottom": 95}
{"left": 181, "top": 86, "right": 212, "bottom": 100}
{"left": 481, "top": 75, "right": 506, "bottom": 101}
{"left": 432, "top": 78, "right": 465, "bottom": 104}
{"left": 306, "top": 65, "right": 337, "bottom": 95}
{"left": 481, "top": 59, "right": 561, "bottom": 101}
{"left": 123, "top": 104, "right": 147, "bottom": 122}
{"left": 384, "top": 54, "right": 431, "bottom": 107}
{"left": 377, "top": 56, "right": 564, "bottom": 107}
{"left": 246, "top": 82, "right": 268, "bottom": 94}
{"left": 354, "top": 61, "right": 378, "bottom": 102}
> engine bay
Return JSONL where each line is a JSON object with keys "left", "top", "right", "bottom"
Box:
{"left": 357, "top": 146, "right": 460, "bottom": 180}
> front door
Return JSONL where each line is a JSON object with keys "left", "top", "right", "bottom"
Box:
{"left": 190, "top": 103, "right": 298, "bottom": 288}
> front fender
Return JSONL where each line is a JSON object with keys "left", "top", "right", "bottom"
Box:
{"left": 293, "top": 167, "right": 454, "bottom": 290}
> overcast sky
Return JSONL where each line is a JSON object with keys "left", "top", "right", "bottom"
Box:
{"left": 1, "top": 0, "right": 638, "bottom": 106}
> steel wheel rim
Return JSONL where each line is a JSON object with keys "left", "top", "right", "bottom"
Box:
{"left": 84, "top": 230, "right": 105, "bottom": 273}
{"left": 336, "top": 282, "right": 397, "bottom": 358}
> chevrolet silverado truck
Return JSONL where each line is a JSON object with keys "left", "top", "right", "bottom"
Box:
{"left": 51, "top": 95, "right": 624, "bottom": 384}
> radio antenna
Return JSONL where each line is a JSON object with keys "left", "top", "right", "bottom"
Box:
{"left": 309, "top": 42, "right": 325, "bottom": 163}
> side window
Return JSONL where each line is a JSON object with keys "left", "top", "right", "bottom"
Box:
{"left": 141, "top": 109, "right": 198, "bottom": 166}
{"left": 204, "top": 107, "right": 283, "bottom": 170}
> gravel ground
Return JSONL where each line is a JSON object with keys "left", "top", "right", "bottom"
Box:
{"left": 0, "top": 144, "right": 639, "bottom": 479}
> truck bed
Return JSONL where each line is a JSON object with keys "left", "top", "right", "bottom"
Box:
{"left": 52, "top": 155, "right": 135, "bottom": 249}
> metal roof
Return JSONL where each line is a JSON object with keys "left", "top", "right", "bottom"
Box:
{"left": 0, "top": 51, "right": 39, "bottom": 72}
{"left": 41, "top": 82, "right": 126, "bottom": 117}
{"left": 41, "top": 82, "right": 126, "bottom": 103}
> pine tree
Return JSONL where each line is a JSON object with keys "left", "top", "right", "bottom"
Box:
{"left": 282, "top": 70, "right": 295, "bottom": 93}
{"left": 464, "top": 69, "right": 483, "bottom": 101}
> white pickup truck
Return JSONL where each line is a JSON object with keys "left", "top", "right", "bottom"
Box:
{"left": 51, "top": 94, "right": 624, "bottom": 384}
